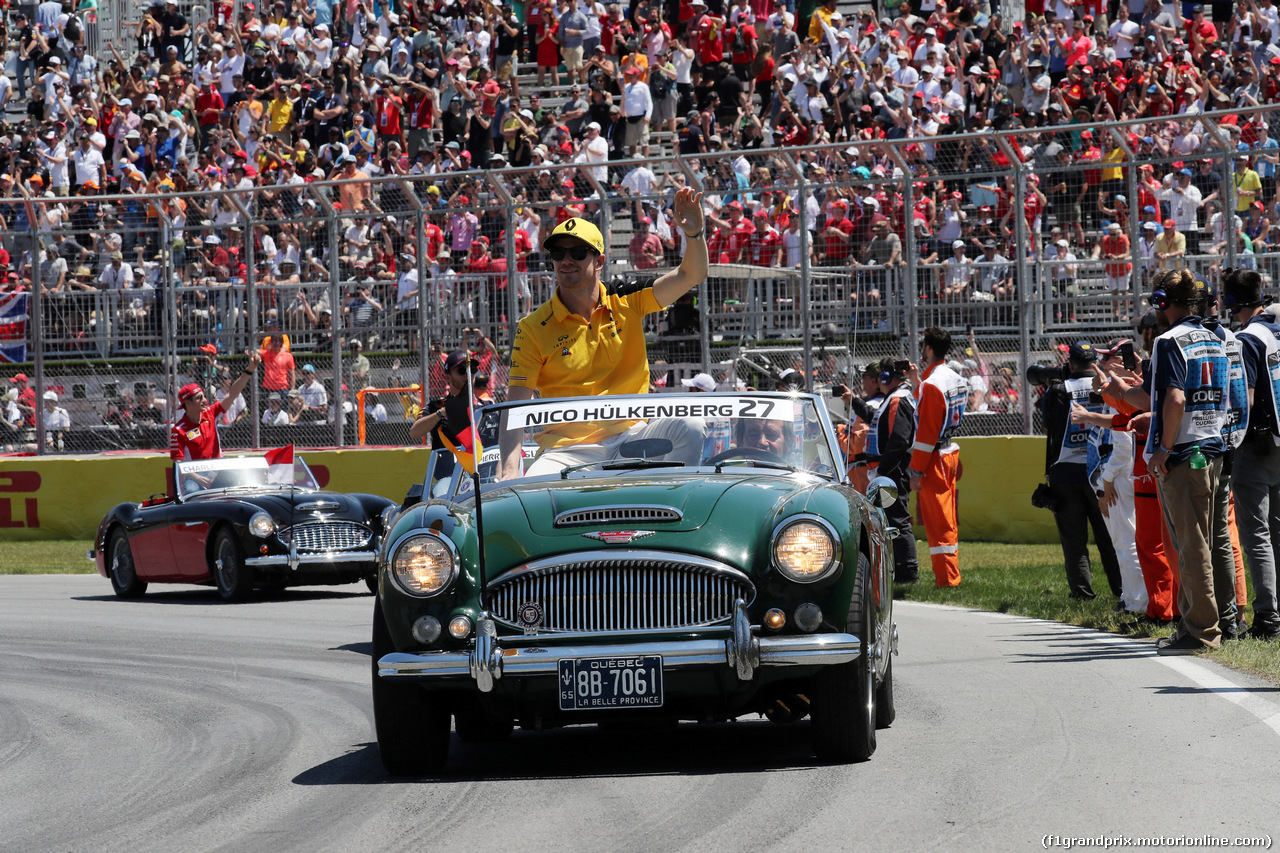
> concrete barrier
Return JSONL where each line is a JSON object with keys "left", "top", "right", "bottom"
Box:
{"left": 0, "top": 437, "right": 1058, "bottom": 542}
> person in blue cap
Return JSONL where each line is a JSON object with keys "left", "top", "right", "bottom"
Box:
{"left": 1038, "top": 339, "right": 1124, "bottom": 601}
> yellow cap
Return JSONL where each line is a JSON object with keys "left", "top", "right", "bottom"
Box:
{"left": 543, "top": 217, "right": 605, "bottom": 254}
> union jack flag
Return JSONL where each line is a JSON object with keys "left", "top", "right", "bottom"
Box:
{"left": 0, "top": 293, "right": 28, "bottom": 364}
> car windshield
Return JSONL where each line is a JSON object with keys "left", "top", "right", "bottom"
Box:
{"left": 175, "top": 455, "right": 320, "bottom": 499}
{"left": 426, "top": 392, "right": 841, "bottom": 497}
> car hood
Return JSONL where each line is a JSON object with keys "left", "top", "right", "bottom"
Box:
{"left": 469, "top": 472, "right": 826, "bottom": 572}
{"left": 189, "top": 490, "right": 370, "bottom": 525}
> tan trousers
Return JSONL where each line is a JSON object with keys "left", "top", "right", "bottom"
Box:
{"left": 1157, "top": 457, "right": 1223, "bottom": 649}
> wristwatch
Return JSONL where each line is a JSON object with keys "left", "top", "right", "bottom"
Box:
{"left": 686, "top": 229, "right": 704, "bottom": 240}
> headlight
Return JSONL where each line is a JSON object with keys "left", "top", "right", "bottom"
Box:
{"left": 248, "top": 512, "right": 276, "bottom": 538}
{"left": 392, "top": 534, "right": 457, "bottom": 596}
{"left": 772, "top": 518, "right": 839, "bottom": 583}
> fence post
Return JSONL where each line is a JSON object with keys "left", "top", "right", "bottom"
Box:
{"left": 30, "top": 215, "right": 45, "bottom": 454}
{"left": 1107, "top": 127, "right": 1142, "bottom": 305}
{"left": 331, "top": 207, "right": 345, "bottom": 448}
{"left": 245, "top": 209, "right": 259, "bottom": 450}
{"left": 416, "top": 208, "right": 429, "bottom": 398}
{"left": 1201, "top": 117, "right": 1237, "bottom": 272}
{"left": 999, "top": 137, "right": 1034, "bottom": 437}
{"left": 888, "top": 144, "right": 917, "bottom": 355}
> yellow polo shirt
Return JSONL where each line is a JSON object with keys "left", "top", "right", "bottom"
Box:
{"left": 510, "top": 281, "right": 663, "bottom": 446}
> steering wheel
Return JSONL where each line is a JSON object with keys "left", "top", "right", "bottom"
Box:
{"left": 704, "top": 447, "right": 786, "bottom": 467}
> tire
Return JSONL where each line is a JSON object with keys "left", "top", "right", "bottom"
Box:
{"left": 371, "top": 601, "right": 451, "bottom": 776}
{"left": 809, "top": 552, "right": 876, "bottom": 763}
{"left": 212, "top": 528, "right": 254, "bottom": 602}
{"left": 875, "top": 655, "right": 895, "bottom": 729}
{"left": 107, "top": 530, "right": 147, "bottom": 599}
{"left": 364, "top": 574, "right": 379, "bottom": 595}
{"left": 454, "top": 709, "right": 514, "bottom": 743}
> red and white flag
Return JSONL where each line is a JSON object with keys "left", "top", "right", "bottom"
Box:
{"left": 265, "top": 444, "right": 294, "bottom": 485}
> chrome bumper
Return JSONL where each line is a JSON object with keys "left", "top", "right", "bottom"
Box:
{"left": 246, "top": 549, "right": 378, "bottom": 569}
{"left": 377, "top": 600, "right": 861, "bottom": 691}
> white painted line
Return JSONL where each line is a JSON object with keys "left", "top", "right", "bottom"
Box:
{"left": 902, "top": 601, "right": 1280, "bottom": 739}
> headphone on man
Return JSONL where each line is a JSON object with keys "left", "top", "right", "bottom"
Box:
{"left": 1147, "top": 288, "right": 1169, "bottom": 311}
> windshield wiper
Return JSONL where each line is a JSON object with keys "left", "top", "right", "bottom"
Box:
{"left": 560, "top": 459, "right": 686, "bottom": 478}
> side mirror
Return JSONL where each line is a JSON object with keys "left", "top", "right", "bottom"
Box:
{"left": 866, "top": 476, "right": 898, "bottom": 509}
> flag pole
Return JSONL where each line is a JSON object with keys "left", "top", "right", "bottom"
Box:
{"left": 465, "top": 356, "right": 490, "bottom": 610}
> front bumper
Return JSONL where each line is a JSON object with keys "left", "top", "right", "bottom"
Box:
{"left": 378, "top": 601, "right": 860, "bottom": 691}
{"left": 245, "top": 549, "right": 378, "bottom": 570}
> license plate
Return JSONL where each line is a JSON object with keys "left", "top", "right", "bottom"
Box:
{"left": 558, "top": 655, "right": 664, "bottom": 711}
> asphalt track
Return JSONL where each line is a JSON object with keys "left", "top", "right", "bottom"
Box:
{"left": 3, "top": 576, "right": 1279, "bottom": 853}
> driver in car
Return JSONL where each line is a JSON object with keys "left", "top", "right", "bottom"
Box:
{"left": 500, "top": 189, "right": 710, "bottom": 478}
{"left": 734, "top": 418, "right": 794, "bottom": 458}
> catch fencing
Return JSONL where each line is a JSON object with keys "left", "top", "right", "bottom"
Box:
{"left": 8, "top": 103, "right": 1280, "bottom": 454}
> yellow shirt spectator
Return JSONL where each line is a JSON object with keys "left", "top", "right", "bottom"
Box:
{"left": 1235, "top": 164, "right": 1262, "bottom": 212}
{"left": 1100, "top": 147, "right": 1125, "bottom": 183}
{"left": 267, "top": 96, "right": 293, "bottom": 135}
{"left": 1154, "top": 227, "right": 1186, "bottom": 270}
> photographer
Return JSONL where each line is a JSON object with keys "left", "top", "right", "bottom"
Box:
{"left": 1036, "top": 340, "right": 1123, "bottom": 602}
{"left": 865, "top": 358, "right": 919, "bottom": 584}
{"left": 1108, "top": 270, "right": 1231, "bottom": 655}
{"left": 1223, "top": 268, "right": 1280, "bottom": 640}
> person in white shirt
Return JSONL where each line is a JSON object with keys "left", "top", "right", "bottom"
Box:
{"left": 216, "top": 44, "right": 245, "bottom": 100}
{"left": 42, "top": 391, "right": 70, "bottom": 449}
{"left": 942, "top": 240, "right": 975, "bottom": 299}
{"left": 1109, "top": 5, "right": 1140, "bottom": 59}
{"left": 262, "top": 393, "right": 291, "bottom": 426}
{"left": 298, "top": 366, "right": 329, "bottom": 418}
{"left": 1160, "top": 168, "right": 1204, "bottom": 252}
{"left": 72, "top": 134, "right": 105, "bottom": 189}
{"left": 580, "top": 121, "right": 609, "bottom": 182}
{"left": 364, "top": 393, "right": 389, "bottom": 424}
{"left": 621, "top": 67, "right": 653, "bottom": 156}
{"left": 99, "top": 252, "right": 134, "bottom": 289}
{"left": 37, "top": 132, "right": 70, "bottom": 194}
{"left": 620, "top": 162, "right": 660, "bottom": 196}
{"left": 217, "top": 375, "right": 248, "bottom": 425}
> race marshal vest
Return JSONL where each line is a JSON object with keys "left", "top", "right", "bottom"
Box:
{"left": 1238, "top": 318, "right": 1280, "bottom": 442}
{"left": 1145, "top": 322, "right": 1229, "bottom": 460}
{"left": 924, "top": 363, "right": 968, "bottom": 448}
{"left": 1217, "top": 325, "right": 1249, "bottom": 448}
{"left": 866, "top": 387, "right": 912, "bottom": 458}
{"left": 1057, "top": 376, "right": 1103, "bottom": 467}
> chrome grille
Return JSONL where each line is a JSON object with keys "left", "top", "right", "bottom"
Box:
{"left": 554, "top": 506, "right": 683, "bottom": 527}
{"left": 490, "top": 553, "right": 754, "bottom": 633}
{"left": 286, "top": 522, "right": 371, "bottom": 552}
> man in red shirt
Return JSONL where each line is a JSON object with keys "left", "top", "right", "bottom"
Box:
{"left": 749, "top": 210, "right": 781, "bottom": 266}
{"left": 822, "top": 200, "right": 855, "bottom": 266}
{"left": 195, "top": 80, "right": 224, "bottom": 145}
{"left": 259, "top": 334, "right": 296, "bottom": 401}
{"left": 629, "top": 217, "right": 665, "bottom": 269}
{"left": 170, "top": 349, "right": 263, "bottom": 461}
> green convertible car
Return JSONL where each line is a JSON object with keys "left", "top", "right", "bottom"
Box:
{"left": 372, "top": 392, "right": 899, "bottom": 775}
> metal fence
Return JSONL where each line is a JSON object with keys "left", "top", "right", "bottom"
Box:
{"left": 8, "top": 103, "right": 1280, "bottom": 454}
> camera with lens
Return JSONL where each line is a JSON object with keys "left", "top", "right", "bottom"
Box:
{"left": 1026, "top": 363, "right": 1068, "bottom": 387}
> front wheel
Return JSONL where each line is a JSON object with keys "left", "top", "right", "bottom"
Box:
{"left": 875, "top": 655, "right": 895, "bottom": 729}
{"left": 809, "top": 552, "right": 876, "bottom": 763}
{"left": 108, "top": 530, "right": 147, "bottom": 599}
{"left": 364, "top": 574, "right": 379, "bottom": 595}
{"left": 212, "top": 529, "right": 254, "bottom": 602}
{"left": 372, "top": 601, "right": 451, "bottom": 775}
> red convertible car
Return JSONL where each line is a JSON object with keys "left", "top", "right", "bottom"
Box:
{"left": 91, "top": 455, "right": 396, "bottom": 601}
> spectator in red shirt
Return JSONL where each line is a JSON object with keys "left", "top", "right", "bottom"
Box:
{"left": 195, "top": 80, "right": 224, "bottom": 142}
{"left": 170, "top": 349, "right": 263, "bottom": 461}
{"left": 629, "top": 216, "right": 665, "bottom": 268}
{"left": 821, "top": 200, "right": 855, "bottom": 266}
{"left": 8, "top": 373, "right": 36, "bottom": 426}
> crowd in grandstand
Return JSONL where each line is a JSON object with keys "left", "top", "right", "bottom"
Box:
{"left": 9, "top": 0, "right": 1280, "bottom": 437}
